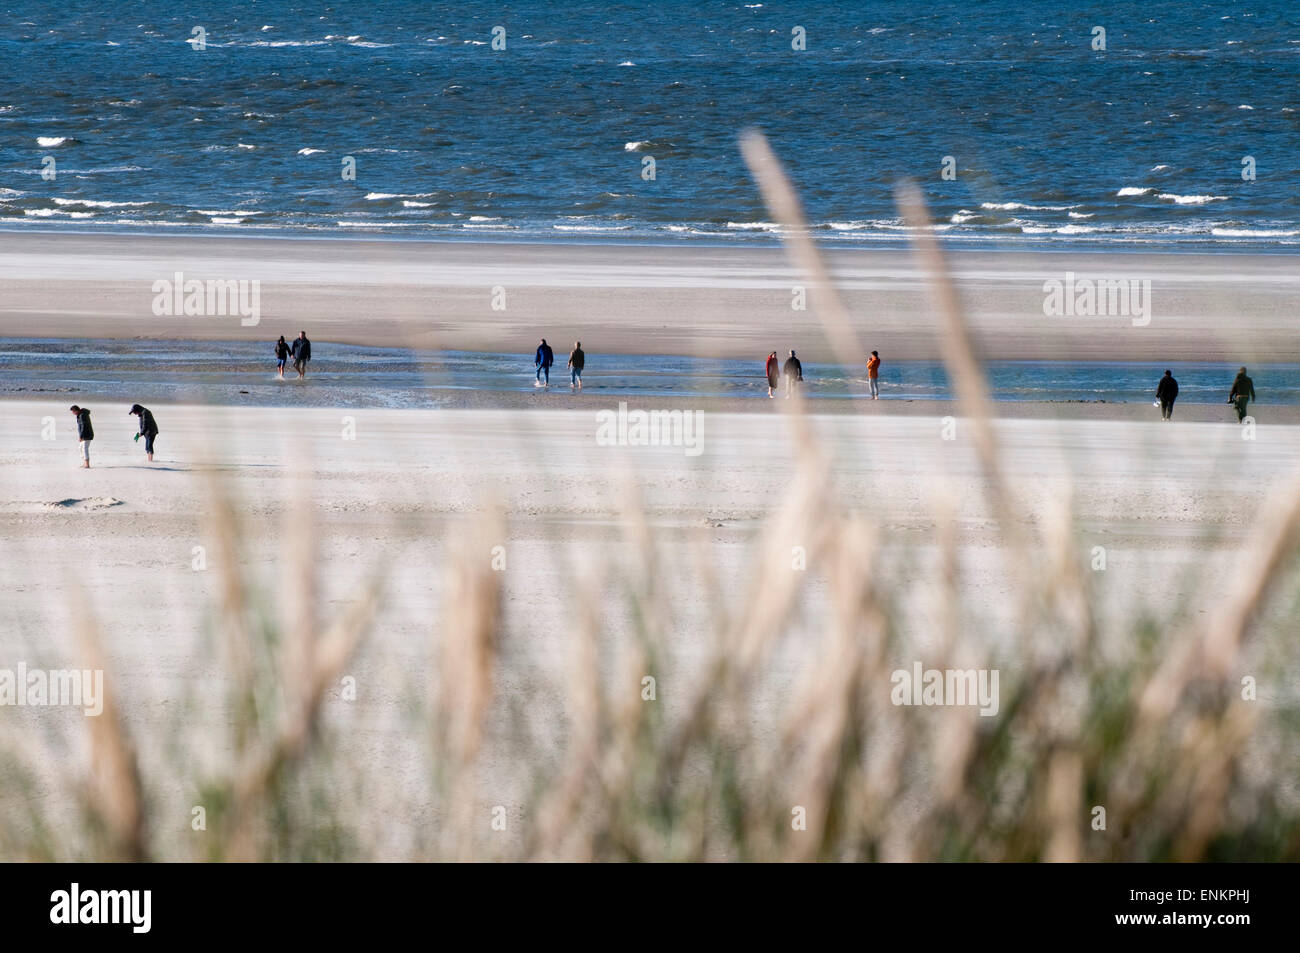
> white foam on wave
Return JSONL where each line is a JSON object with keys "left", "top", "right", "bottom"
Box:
{"left": 1157, "top": 192, "right": 1227, "bottom": 204}
{"left": 297, "top": 147, "right": 325, "bottom": 155}
{"left": 1211, "top": 227, "right": 1300, "bottom": 238}
{"left": 1020, "top": 224, "right": 1097, "bottom": 235}
{"left": 402, "top": 200, "right": 434, "bottom": 208}
{"left": 624, "top": 141, "right": 651, "bottom": 151}
{"left": 24, "top": 208, "right": 94, "bottom": 218}
{"left": 336, "top": 221, "right": 438, "bottom": 228}
{"left": 726, "top": 221, "right": 781, "bottom": 231}
{"left": 1068, "top": 211, "right": 1095, "bottom": 219}
{"left": 362, "top": 192, "right": 439, "bottom": 201}
{"left": 553, "top": 224, "right": 632, "bottom": 231}
{"left": 36, "top": 136, "right": 69, "bottom": 146}
{"left": 14, "top": 164, "right": 145, "bottom": 175}
{"left": 981, "top": 201, "right": 1079, "bottom": 211}
{"left": 618, "top": 61, "right": 636, "bottom": 66}
{"left": 1116, "top": 187, "right": 1155, "bottom": 196}
{"left": 53, "top": 197, "right": 150, "bottom": 208}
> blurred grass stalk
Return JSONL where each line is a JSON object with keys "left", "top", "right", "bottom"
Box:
{"left": 1, "top": 132, "right": 1297, "bottom": 862}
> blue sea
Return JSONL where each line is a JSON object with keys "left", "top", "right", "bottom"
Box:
{"left": 2, "top": 1, "right": 1300, "bottom": 246}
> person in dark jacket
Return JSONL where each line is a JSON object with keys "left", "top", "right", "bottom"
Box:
{"left": 782, "top": 349, "right": 803, "bottom": 399}
{"left": 1155, "top": 369, "right": 1178, "bottom": 420}
{"left": 534, "top": 338, "right": 554, "bottom": 386}
{"left": 765, "top": 351, "right": 779, "bottom": 398}
{"left": 70, "top": 405, "right": 94, "bottom": 468}
{"left": 1229, "top": 367, "right": 1256, "bottom": 422}
{"left": 567, "top": 341, "right": 585, "bottom": 391}
{"left": 129, "top": 404, "right": 159, "bottom": 462}
{"left": 291, "top": 331, "right": 312, "bottom": 379}
{"left": 274, "top": 335, "right": 291, "bottom": 379}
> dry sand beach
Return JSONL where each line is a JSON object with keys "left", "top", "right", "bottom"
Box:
{"left": 2, "top": 393, "right": 1297, "bottom": 858}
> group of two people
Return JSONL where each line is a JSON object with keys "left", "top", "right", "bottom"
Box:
{"left": 764, "top": 349, "right": 883, "bottom": 399}
{"left": 534, "top": 338, "right": 585, "bottom": 390}
{"left": 1154, "top": 367, "right": 1257, "bottom": 422}
{"left": 274, "top": 331, "right": 312, "bottom": 379}
{"left": 764, "top": 350, "right": 803, "bottom": 398}
{"left": 68, "top": 403, "right": 159, "bottom": 468}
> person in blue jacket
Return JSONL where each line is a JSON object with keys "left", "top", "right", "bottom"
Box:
{"left": 534, "top": 338, "right": 554, "bottom": 387}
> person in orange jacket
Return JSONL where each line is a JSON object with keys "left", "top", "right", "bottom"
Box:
{"left": 866, "top": 351, "right": 881, "bottom": 399}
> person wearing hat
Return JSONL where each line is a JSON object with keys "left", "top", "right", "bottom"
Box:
{"left": 129, "top": 404, "right": 159, "bottom": 462}
{"left": 69, "top": 405, "right": 94, "bottom": 468}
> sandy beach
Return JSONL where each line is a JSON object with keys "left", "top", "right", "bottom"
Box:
{"left": 2, "top": 396, "right": 1295, "bottom": 858}
{"left": 3, "top": 232, "right": 1299, "bottom": 364}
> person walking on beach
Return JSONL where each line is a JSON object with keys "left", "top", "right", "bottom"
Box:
{"left": 782, "top": 349, "right": 803, "bottom": 399}
{"left": 567, "top": 341, "right": 585, "bottom": 391}
{"left": 274, "top": 335, "right": 291, "bottom": 379}
{"left": 1156, "top": 369, "right": 1178, "bottom": 420}
{"left": 1229, "top": 366, "right": 1256, "bottom": 422}
{"left": 70, "top": 405, "right": 94, "bottom": 468}
{"left": 291, "top": 331, "right": 312, "bottom": 379}
{"left": 129, "top": 404, "right": 159, "bottom": 462}
{"left": 535, "top": 338, "right": 554, "bottom": 387}
{"left": 866, "top": 350, "right": 881, "bottom": 399}
{"left": 765, "top": 351, "right": 779, "bottom": 398}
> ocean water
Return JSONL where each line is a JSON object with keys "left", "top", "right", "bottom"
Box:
{"left": 0, "top": 338, "right": 1293, "bottom": 409}
{"left": 2, "top": 2, "right": 1299, "bottom": 246}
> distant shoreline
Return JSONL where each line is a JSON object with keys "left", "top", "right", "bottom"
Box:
{"left": 3, "top": 222, "right": 1300, "bottom": 256}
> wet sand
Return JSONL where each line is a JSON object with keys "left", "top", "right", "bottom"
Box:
{"left": 2, "top": 232, "right": 1298, "bottom": 364}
